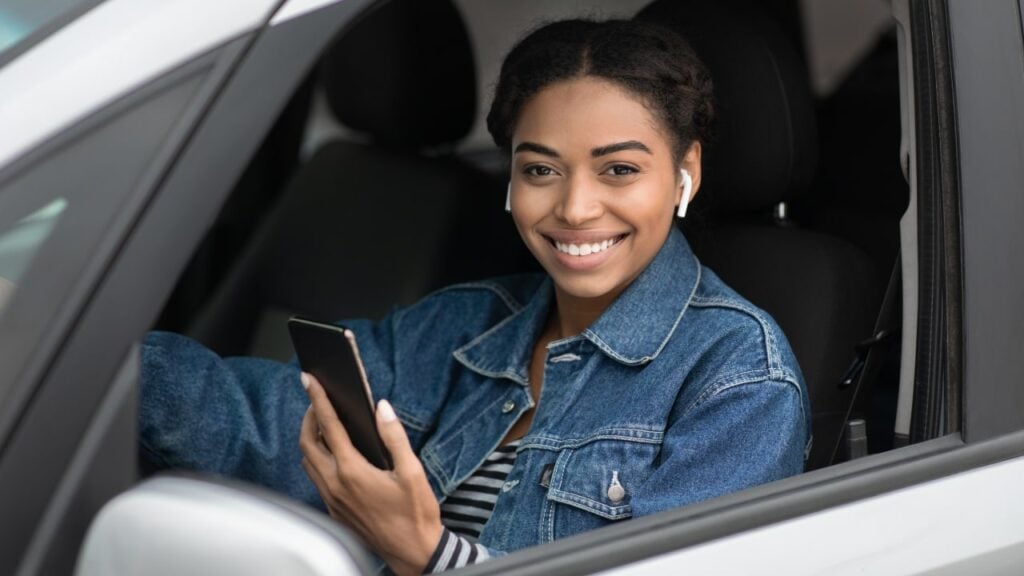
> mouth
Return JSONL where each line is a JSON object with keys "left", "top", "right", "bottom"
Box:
{"left": 542, "top": 233, "right": 629, "bottom": 258}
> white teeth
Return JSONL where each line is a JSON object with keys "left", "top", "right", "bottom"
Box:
{"left": 553, "top": 236, "right": 621, "bottom": 256}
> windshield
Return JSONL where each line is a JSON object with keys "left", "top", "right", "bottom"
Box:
{"left": 0, "top": 0, "right": 100, "bottom": 65}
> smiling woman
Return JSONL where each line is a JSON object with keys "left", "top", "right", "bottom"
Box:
{"left": 138, "top": 17, "right": 810, "bottom": 575}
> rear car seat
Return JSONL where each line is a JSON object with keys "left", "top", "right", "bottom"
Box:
{"left": 638, "top": 0, "right": 883, "bottom": 469}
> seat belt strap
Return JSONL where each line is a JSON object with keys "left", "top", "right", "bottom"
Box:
{"left": 829, "top": 254, "right": 902, "bottom": 464}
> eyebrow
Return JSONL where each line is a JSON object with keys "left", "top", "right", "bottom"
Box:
{"left": 514, "top": 142, "right": 560, "bottom": 157}
{"left": 513, "top": 140, "right": 653, "bottom": 159}
{"left": 591, "top": 140, "right": 652, "bottom": 157}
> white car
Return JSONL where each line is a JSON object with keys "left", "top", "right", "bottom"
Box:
{"left": 1, "top": 0, "right": 1022, "bottom": 574}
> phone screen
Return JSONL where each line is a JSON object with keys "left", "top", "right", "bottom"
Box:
{"left": 288, "top": 317, "right": 393, "bottom": 470}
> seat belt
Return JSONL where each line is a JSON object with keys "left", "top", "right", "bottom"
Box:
{"left": 829, "top": 254, "right": 902, "bottom": 465}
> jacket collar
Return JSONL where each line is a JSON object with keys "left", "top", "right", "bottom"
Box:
{"left": 454, "top": 228, "right": 701, "bottom": 380}
{"left": 453, "top": 277, "right": 553, "bottom": 386}
{"left": 582, "top": 228, "right": 701, "bottom": 365}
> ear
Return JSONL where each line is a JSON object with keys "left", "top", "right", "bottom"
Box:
{"left": 676, "top": 141, "right": 703, "bottom": 205}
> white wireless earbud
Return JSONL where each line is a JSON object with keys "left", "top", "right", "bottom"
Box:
{"left": 505, "top": 182, "right": 512, "bottom": 213}
{"left": 677, "top": 169, "right": 693, "bottom": 218}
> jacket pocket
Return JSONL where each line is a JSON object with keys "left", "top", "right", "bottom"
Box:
{"left": 544, "top": 438, "right": 659, "bottom": 536}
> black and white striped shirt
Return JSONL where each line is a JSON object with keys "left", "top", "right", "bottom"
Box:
{"left": 424, "top": 441, "right": 520, "bottom": 573}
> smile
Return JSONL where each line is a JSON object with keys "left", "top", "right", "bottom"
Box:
{"left": 547, "top": 234, "right": 627, "bottom": 257}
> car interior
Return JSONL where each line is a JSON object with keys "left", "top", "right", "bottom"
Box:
{"left": 140, "top": 0, "right": 909, "bottom": 563}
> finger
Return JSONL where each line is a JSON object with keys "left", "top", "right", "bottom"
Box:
{"left": 301, "top": 456, "right": 330, "bottom": 502}
{"left": 303, "top": 373, "right": 360, "bottom": 462}
{"left": 300, "top": 409, "right": 347, "bottom": 498}
{"left": 299, "top": 405, "right": 334, "bottom": 468}
{"left": 302, "top": 457, "right": 355, "bottom": 521}
{"left": 375, "top": 400, "right": 420, "bottom": 475}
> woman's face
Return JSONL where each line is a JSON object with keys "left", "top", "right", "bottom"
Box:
{"left": 510, "top": 76, "right": 700, "bottom": 302}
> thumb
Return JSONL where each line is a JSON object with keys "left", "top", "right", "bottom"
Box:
{"left": 376, "top": 400, "right": 418, "bottom": 472}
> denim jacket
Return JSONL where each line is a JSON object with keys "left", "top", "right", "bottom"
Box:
{"left": 140, "top": 228, "right": 810, "bottom": 557}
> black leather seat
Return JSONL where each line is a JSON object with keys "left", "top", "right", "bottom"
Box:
{"left": 638, "top": 0, "right": 883, "bottom": 469}
{"left": 189, "top": 0, "right": 529, "bottom": 360}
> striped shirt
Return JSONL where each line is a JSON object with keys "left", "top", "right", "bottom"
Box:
{"left": 424, "top": 441, "right": 520, "bottom": 573}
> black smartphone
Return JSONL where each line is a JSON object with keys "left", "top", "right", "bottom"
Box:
{"left": 287, "top": 317, "right": 393, "bottom": 470}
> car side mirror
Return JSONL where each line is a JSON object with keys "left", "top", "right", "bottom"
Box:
{"left": 75, "top": 474, "right": 376, "bottom": 576}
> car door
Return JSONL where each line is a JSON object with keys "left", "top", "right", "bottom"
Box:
{"left": 0, "top": 0, "right": 372, "bottom": 573}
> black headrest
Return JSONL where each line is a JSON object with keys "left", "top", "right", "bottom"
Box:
{"left": 318, "top": 0, "right": 476, "bottom": 149}
{"left": 637, "top": 0, "right": 817, "bottom": 213}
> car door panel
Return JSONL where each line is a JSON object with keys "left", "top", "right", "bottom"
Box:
{"left": 15, "top": 349, "right": 138, "bottom": 576}
{"left": 595, "top": 447, "right": 1024, "bottom": 575}
{"left": 0, "top": 1, "right": 376, "bottom": 571}
{"left": 0, "top": 58, "right": 235, "bottom": 572}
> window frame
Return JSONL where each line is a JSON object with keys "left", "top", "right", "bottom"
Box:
{"left": 947, "top": 0, "right": 1024, "bottom": 442}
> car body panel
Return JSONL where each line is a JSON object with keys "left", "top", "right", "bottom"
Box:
{"left": 598, "top": 447, "right": 1024, "bottom": 575}
{"left": 16, "top": 348, "right": 138, "bottom": 576}
{"left": 272, "top": 0, "right": 350, "bottom": 26}
{"left": 0, "top": 0, "right": 278, "bottom": 169}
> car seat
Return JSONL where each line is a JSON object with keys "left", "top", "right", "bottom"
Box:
{"left": 637, "top": 0, "right": 882, "bottom": 469}
{"left": 188, "top": 0, "right": 530, "bottom": 360}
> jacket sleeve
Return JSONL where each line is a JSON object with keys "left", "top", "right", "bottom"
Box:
{"left": 422, "top": 528, "right": 508, "bottom": 573}
{"left": 138, "top": 312, "right": 403, "bottom": 509}
{"left": 629, "top": 377, "right": 808, "bottom": 517}
{"left": 140, "top": 330, "right": 316, "bottom": 507}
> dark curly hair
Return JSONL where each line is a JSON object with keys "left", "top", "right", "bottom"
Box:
{"left": 486, "top": 19, "right": 715, "bottom": 162}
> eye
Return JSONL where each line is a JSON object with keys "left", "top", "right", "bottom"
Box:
{"left": 524, "top": 165, "right": 557, "bottom": 177}
{"left": 605, "top": 164, "right": 639, "bottom": 177}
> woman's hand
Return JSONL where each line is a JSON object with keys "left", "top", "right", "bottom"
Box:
{"left": 299, "top": 373, "right": 443, "bottom": 576}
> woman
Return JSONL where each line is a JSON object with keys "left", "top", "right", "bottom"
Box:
{"left": 140, "top": 18, "right": 810, "bottom": 575}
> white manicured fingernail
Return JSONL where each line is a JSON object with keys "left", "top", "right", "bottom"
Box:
{"left": 377, "top": 399, "right": 397, "bottom": 422}
{"left": 301, "top": 373, "right": 311, "bottom": 390}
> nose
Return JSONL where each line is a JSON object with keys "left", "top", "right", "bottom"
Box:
{"left": 554, "top": 174, "right": 603, "bottom": 226}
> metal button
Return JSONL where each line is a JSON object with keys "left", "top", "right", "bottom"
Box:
{"left": 607, "top": 471, "right": 626, "bottom": 503}
{"left": 607, "top": 484, "right": 626, "bottom": 503}
{"left": 501, "top": 399, "right": 516, "bottom": 413}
